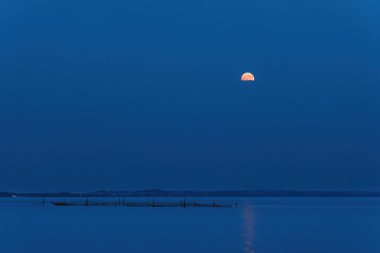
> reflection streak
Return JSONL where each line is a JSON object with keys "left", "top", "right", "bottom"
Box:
{"left": 242, "top": 205, "right": 255, "bottom": 253}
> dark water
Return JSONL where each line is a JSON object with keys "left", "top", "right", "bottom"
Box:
{"left": 1, "top": 197, "right": 380, "bottom": 253}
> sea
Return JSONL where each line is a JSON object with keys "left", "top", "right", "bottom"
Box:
{"left": 1, "top": 197, "right": 380, "bottom": 253}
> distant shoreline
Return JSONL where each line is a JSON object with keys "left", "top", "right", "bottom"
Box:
{"left": 1, "top": 190, "right": 380, "bottom": 198}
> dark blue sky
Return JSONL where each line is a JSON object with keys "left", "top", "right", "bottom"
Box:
{"left": 1, "top": 0, "right": 379, "bottom": 191}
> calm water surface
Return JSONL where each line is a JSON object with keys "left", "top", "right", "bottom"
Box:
{"left": 1, "top": 197, "right": 380, "bottom": 253}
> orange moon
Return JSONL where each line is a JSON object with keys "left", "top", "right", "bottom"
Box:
{"left": 241, "top": 72, "right": 255, "bottom": 81}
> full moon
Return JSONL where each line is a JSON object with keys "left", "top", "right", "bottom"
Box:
{"left": 241, "top": 72, "right": 255, "bottom": 81}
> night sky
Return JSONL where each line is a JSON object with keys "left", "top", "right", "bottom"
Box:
{"left": 1, "top": 0, "right": 379, "bottom": 192}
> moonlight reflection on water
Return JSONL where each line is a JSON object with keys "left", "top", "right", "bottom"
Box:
{"left": 242, "top": 205, "right": 256, "bottom": 253}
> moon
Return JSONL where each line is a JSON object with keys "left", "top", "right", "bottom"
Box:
{"left": 241, "top": 72, "right": 255, "bottom": 81}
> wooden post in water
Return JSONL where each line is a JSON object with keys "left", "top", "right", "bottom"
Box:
{"left": 42, "top": 197, "right": 45, "bottom": 206}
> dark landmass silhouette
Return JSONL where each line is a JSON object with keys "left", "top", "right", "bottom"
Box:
{"left": 1, "top": 189, "right": 380, "bottom": 198}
